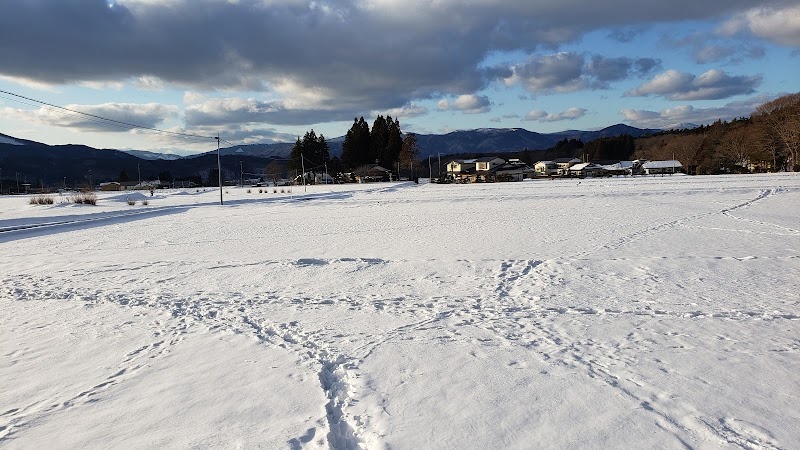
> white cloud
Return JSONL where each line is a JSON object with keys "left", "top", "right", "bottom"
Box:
{"left": 371, "top": 104, "right": 429, "bottom": 119}
{"left": 438, "top": 95, "right": 491, "bottom": 114}
{"left": 523, "top": 110, "right": 548, "bottom": 121}
{"left": 626, "top": 69, "right": 761, "bottom": 100}
{"left": 133, "top": 76, "right": 166, "bottom": 90}
{"left": 524, "top": 107, "right": 587, "bottom": 122}
{"left": 620, "top": 94, "right": 774, "bottom": 128}
{"left": 721, "top": 5, "right": 800, "bottom": 47}
{"left": 1, "top": 102, "right": 178, "bottom": 132}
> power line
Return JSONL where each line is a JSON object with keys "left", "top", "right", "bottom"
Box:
{"left": 0, "top": 89, "right": 215, "bottom": 142}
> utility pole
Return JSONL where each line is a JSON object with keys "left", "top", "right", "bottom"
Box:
{"left": 429, "top": 156, "right": 432, "bottom": 180}
{"left": 16, "top": 172, "right": 20, "bottom": 193}
{"left": 240, "top": 160, "right": 243, "bottom": 187}
{"left": 216, "top": 135, "right": 223, "bottom": 205}
{"left": 301, "top": 153, "right": 306, "bottom": 193}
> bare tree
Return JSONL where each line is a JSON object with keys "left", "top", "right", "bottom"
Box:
{"left": 754, "top": 93, "right": 800, "bottom": 171}
{"left": 265, "top": 161, "right": 283, "bottom": 185}
{"left": 717, "top": 126, "right": 751, "bottom": 171}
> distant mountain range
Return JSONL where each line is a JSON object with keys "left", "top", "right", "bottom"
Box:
{"left": 0, "top": 124, "right": 661, "bottom": 188}
{"left": 195, "top": 124, "right": 660, "bottom": 159}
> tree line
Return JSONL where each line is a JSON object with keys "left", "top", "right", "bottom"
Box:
{"left": 631, "top": 94, "right": 799, "bottom": 174}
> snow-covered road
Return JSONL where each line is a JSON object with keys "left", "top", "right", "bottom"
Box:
{"left": 2, "top": 174, "right": 799, "bottom": 448}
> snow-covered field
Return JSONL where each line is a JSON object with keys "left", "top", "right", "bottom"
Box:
{"left": 2, "top": 174, "right": 799, "bottom": 449}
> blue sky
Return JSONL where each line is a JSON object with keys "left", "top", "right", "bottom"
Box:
{"left": 0, "top": 0, "right": 798, "bottom": 155}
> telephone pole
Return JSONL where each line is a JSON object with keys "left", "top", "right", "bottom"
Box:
{"left": 216, "top": 135, "right": 223, "bottom": 205}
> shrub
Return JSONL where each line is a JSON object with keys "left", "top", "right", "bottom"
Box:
{"left": 29, "top": 196, "right": 55, "bottom": 205}
{"left": 258, "top": 188, "right": 263, "bottom": 193}
{"left": 247, "top": 189, "right": 252, "bottom": 193}
{"left": 142, "top": 199, "right": 149, "bottom": 206}
{"left": 126, "top": 197, "right": 136, "bottom": 206}
{"left": 68, "top": 192, "right": 97, "bottom": 205}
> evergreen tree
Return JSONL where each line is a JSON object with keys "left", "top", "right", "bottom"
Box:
{"left": 316, "top": 134, "right": 330, "bottom": 166}
{"left": 386, "top": 116, "right": 403, "bottom": 169}
{"left": 341, "top": 119, "right": 359, "bottom": 169}
{"left": 288, "top": 137, "right": 303, "bottom": 173}
{"left": 370, "top": 115, "right": 389, "bottom": 164}
{"left": 357, "top": 117, "right": 371, "bottom": 165}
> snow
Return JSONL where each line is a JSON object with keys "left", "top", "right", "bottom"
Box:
{"left": 0, "top": 135, "right": 23, "bottom": 145}
{"left": 2, "top": 174, "right": 799, "bottom": 448}
{"left": 643, "top": 159, "right": 683, "bottom": 169}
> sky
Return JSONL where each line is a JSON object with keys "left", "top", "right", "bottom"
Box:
{"left": 0, "top": 0, "right": 798, "bottom": 155}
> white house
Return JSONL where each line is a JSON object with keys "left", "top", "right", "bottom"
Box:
{"left": 553, "top": 158, "right": 582, "bottom": 175}
{"left": 642, "top": 160, "right": 683, "bottom": 175}
{"left": 568, "top": 163, "right": 606, "bottom": 177}
{"left": 474, "top": 157, "right": 506, "bottom": 181}
{"left": 534, "top": 161, "right": 559, "bottom": 176}
{"left": 602, "top": 161, "right": 635, "bottom": 175}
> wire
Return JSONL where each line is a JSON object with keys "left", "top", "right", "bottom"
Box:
{"left": 0, "top": 89, "right": 215, "bottom": 142}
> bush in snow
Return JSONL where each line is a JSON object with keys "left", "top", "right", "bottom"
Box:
{"left": 28, "top": 195, "right": 55, "bottom": 205}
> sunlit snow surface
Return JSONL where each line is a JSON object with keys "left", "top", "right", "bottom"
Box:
{"left": 2, "top": 175, "right": 799, "bottom": 449}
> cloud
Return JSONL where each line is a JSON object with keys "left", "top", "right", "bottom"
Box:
{"left": 438, "top": 95, "right": 491, "bottom": 114}
{"left": 524, "top": 110, "right": 548, "bottom": 121}
{"left": 506, "top": 52, "right": 586, "bottom": 93}
{"left": 2, "top": 102, "right": 178, "bottom": 132}
{"left": 626, "top": 69, "right": 762, "bottom": 100}
{"left": 620, "top": 94, "right": 774, "bottom": 128}
{"left": 663, "top": 31, "right": 767, "bottom": 64}
{"left": 0, "top": 0, "right": 778, "bottom": 128}
{"left": 607, "top": 27, "right": 647, "bottom": 43}
{"left": 506, "top": 53, "right": 661, "bottom": 93}
{"left": 524, "top": 107, "right": 587, "bottom": 122}
{"left": 184, "top": 97, "right": 356, "bottom": 127}
{"left": 720, "top": 5, "right": 800, "bottom": 47}
{"left": 370, "top": 104, "right": 429, "bottom": 119}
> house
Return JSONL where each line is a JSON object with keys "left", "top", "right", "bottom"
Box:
{"left": 354, "top": 164, "right": 392, "bottom": 183}
{"left": 99, "top": 182, "right": 122, "bottom": 191}
{"left": 567, "top": 163, "right": 607, "bottom": 177}
{"left": 601, "top": 161, "right": 634, "bottom": 176}
{"left": 641, "top": 160, "right": 683, "bottom": 175}
{"left": 553, "top": 157, "right": 582, "bottom": 175}
{"left": 295, "top": 172, "right": 335, "bottom": 184}
{"left": 446, "top": 159, "right": 477, "bottom": 182}
{"left": 474, "top": 157, "right": 506, "bottom": 181}
{"left": 492, "top": 160, "right": 532, "bottom": 181}
{"left": 534, "top": 161, "right": 559, "bottom": 176}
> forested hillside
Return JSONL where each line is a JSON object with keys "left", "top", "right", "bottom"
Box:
{"left": 634, "top": 94, "right": 799, "bottom": 174}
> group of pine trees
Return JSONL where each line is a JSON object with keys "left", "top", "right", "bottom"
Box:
{"left": 287, "top": 116, "right": 420, "bottom": 182}
{"left": 341, "top": 116, "right": 402, "bottom": 169}
{"left": 288, "top": 129, "right": 330, "bottom": 174}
